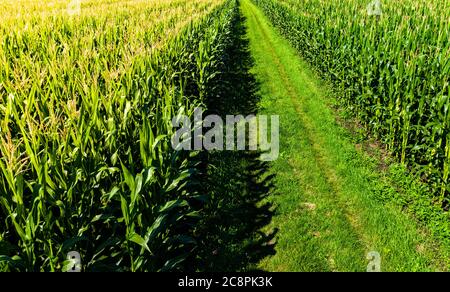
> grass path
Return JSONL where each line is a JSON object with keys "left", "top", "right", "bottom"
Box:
{"left": 241, "top": 0, "right": 450, "bottom": 271}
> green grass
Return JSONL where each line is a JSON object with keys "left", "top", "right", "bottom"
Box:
{"left": 241, "top": 0, "right": 450, "bottom": 271}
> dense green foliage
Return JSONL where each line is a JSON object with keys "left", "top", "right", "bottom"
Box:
{"left": 0, "top": 0, "right": 244, "bottom": 271}
{"left": 253, "top": 0, "right": 450, "bottom": 204}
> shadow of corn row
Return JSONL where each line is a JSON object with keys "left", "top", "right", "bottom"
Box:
{"left": 190, "top": 2, "right": 277, "bottom": 272}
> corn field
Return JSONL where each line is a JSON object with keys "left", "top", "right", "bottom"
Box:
{"left": 2, "top": 0, "right": 449, "bottom": 273}
{"left": 0, "top": 0, "right": 244, "bottom": 271}
{"left": 253, "top": 0, "right": 450, "bottom": 203}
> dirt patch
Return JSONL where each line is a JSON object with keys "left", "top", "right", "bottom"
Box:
{"left": 302, "top": 202, "right": 317, "bottom": 211}
{"left": 416, "top": 244, "right": 425, "bottom": 254}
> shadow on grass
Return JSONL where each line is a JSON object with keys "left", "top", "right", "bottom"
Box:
{"left": 193, "top": 5, "right": 277, "bottom": 272}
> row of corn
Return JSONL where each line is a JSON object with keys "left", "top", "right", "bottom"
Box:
{"left": 0, "top": 0, "right": 240, "bottom": 271}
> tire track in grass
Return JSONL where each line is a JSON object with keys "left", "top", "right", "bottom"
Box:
{"left": 241, "top": 0, "right": 450, "bottom": 271}
{"left": 248, "top": 0, "right": 368, "bottom": 242}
